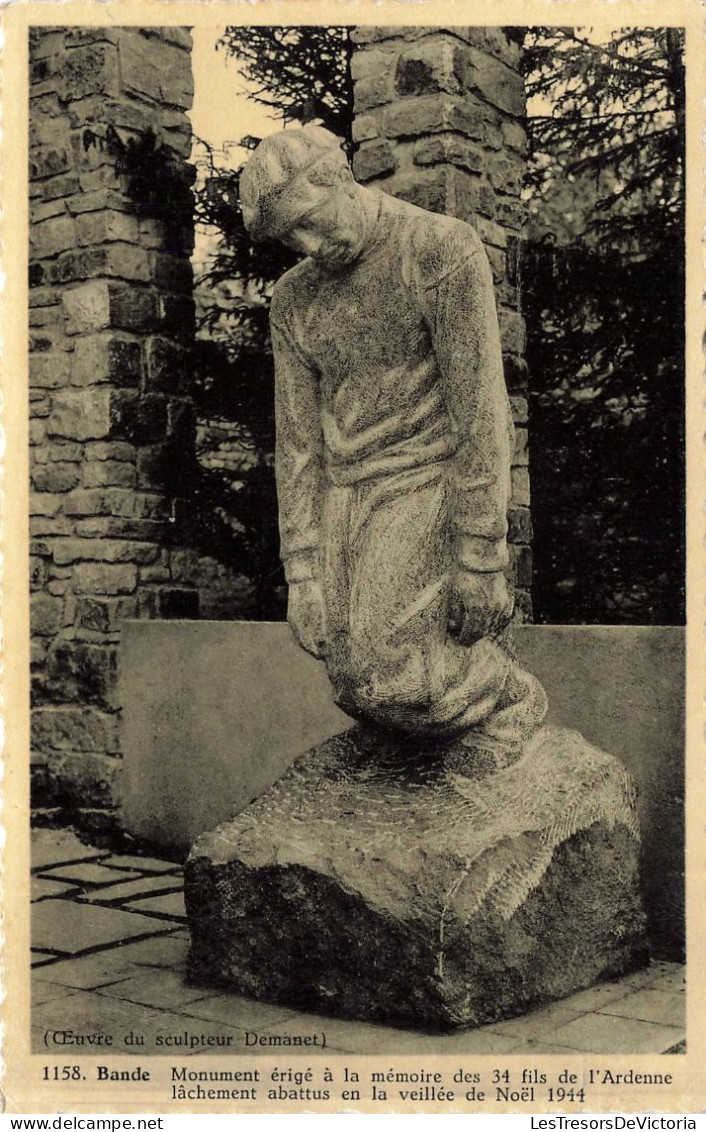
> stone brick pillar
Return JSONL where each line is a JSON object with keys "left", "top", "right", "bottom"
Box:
{"left": 29, "top": 27, "right": 198, "bottom": 824}
{"left": 350, "top": 27, "right": 532, "bottom": 617}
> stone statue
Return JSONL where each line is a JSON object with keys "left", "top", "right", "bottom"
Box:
{"left": 186, "top": 126, "right": 647, "bottom": 1032}
{"left": 239, "top": 125, "right": 547, "bottom": 763}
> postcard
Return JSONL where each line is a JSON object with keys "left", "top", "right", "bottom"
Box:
{"left": 2, "top": 0, "right": 703, "bottom": 1116}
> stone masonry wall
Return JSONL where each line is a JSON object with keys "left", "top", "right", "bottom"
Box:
{"left": 29, "top": 27, "right": 201, "bottom": 828}
{"left": 350, "top": 27, "right": 532, "bottom": 618}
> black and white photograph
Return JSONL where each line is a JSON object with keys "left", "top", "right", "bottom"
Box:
{"left": 3, "top": 3, "right": 699, "bottom": 1116}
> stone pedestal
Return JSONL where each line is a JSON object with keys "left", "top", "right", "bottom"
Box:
{"left": 185, "top": 725, "right": 648, "bottom": 1032}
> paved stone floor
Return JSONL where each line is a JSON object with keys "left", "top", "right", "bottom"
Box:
{"left": 31, "top": 828, "right": 686, "bottom": 1056}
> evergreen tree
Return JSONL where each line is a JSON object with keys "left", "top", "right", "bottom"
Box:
{"left": 524, "top": 28, "right": 684, "bottom": 243}
{"left": 217, "top": 26, "right": 354, "bottom": 143}
{"left": 522, "top": 28, "right": 685, "bottom": 623}
{"left": 187, "top": 28, "right": 352, "bottom": 618}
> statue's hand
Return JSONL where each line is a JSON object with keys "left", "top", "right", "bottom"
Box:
{"left": 287, "top": 579, "right": 327, "bottom": 659}
{"left": 448, "top": 570, "right": 514, "bottom": 646}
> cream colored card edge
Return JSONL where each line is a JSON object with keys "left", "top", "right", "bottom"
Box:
{"left": 1, "top": 0, "right": 703, "bottom": 1116}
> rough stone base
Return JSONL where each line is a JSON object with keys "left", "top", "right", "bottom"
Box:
{"left": 185, "top": 725, "right": 648, "bottom": 1032}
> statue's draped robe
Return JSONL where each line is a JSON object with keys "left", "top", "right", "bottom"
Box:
{"left": 270, "top": 190, "right": 546, "bottom": 745}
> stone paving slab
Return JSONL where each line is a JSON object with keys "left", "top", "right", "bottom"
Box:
{"left": 666, "top": 1039, "right": 687, "bottom": 1054}
{"left": 31, "top": 828, "right": 109, "bottom": 870}
{"left": 79, "top": 875, "right": 184, "bottom": 903}
{"left": 32, "top": 949, "right": 68, "bottom": 966}
{"left": 645, "top": 959, "right": 685, "bottom": 979}
{"left": 597, "top": 987, "right": 685, "bottom": 1027}
{"left": 130, "top": 892, "right": 186, "bottom": 919}
{"left": 96, "top": 969, "right": 215, "bottom": 1011}
{"left": 517, "top": 1028, "right": 686, "bottom": 1056}
{"left": 545, "top": 980, "right": 632, "bottom": 1014}
{"left": 32, "top": 900, "right": 182, "bottom": 953}
{"left": 180, "top": 992, "right": 301, "bottom": 1032}
{"left": 505, "top": 1038, "right": 596, "bottom": 1054}
{"left": 109, "top": 934, "right": 189, "bottom": 969}
{"left": 102, "top": 855, "right": 182, "bottom": 874}
{"left": 31, "top": 950, "right": 148, "bottom": 990}
{"left": 548, "top": 1011, "right": 684, "bottom": 1054}
{"left": 32, "top": 989, "right": 179, "bottom": 1054}
{"left": 624, "top": 959, "right": 678, "bottom": 987}
{"left": 647, "top": 967, "right": 686, "bottom": 994}
{"left": 38, "top": 864, "right": 139, "bottom": 885}
{"left": 32, "top": 981, "right": 85, "bottom": 1007}
{"left": 327, "top": 1021, "right": 526, "bottom": 1056}
{"left": 483, "top": 999, "right": 583, "bottom": 1041}
{"left": 32, "top": 876, "right": 77, "bottom": 900}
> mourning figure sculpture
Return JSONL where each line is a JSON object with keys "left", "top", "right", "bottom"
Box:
{"left": 239, "top": 125, "right": 548, "bottom": 760}
{"left": 185, "top": 127, "right": 647, "bottom": 1031}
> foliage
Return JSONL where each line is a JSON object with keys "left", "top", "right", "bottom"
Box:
{"left": 217, "top": 26, "right": 354, "bottom": 145}
{"left": 524, "top": 28, "right": 684, "bottom": 242}
{"left": 524, "top": 238, "right": 684, "bottom": 623}
{"left": 522, "top": 27, "right": 685, "bottom": 624}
